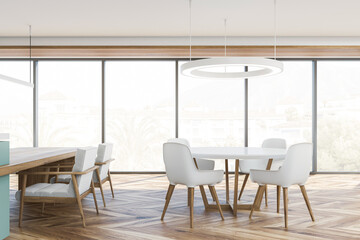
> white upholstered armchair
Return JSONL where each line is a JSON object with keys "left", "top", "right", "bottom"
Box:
{"left": 167, "top": 138, "right": 217, "bottom": 204}
{"left": 238, "top": 138, "right": 286, "bottom": 208}
{"left": 53, "top": 143, "right": 115, "bottom": 207}
{"left": 92, "top": 143, "right": 115, "bottom": 207}
{"left": 17, "top": 147, "right": 99, "bottom": 227}
{"left": 161, "top": 142, "right": 224, "bottom": 228}
{"left": 249, "top": 143, "right": 315, "bottom": 228}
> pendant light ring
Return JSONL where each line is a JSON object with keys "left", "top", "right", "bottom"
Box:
{"left": 181, "top": 57, "right": 283, "bottom": 79}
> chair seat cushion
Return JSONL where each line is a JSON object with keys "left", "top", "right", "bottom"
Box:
{"left": 196, "top": 159, "right": 215, "bottom": 170}
{"left": 15, "top": 183, "right": 74, "bottom": 200}
{"left": 250, "top": 169, "right": 284, "bottom": 186}
{"left": 189, "top": 169, "right": 224, "bottom": 187}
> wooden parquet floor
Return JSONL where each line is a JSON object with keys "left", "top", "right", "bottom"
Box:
{"left": 6, "top": 174, "right": 360, "bottom": 240}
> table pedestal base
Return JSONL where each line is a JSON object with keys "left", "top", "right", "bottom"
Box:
{"left": 195, "top": 158, "right": 272, "bottom": 216}
{"left": 205, "top": 202, "right": 259, "bottom": 212}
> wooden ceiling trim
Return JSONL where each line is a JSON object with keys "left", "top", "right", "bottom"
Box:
{"left": 1, "top": 45, "right": 360, "bottom": 58}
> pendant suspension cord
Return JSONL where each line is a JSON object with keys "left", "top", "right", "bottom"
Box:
{"left": 224, "top": 18, "right": 228, "bottom": 73}
{"left": 29, "top": 25, "right": 32, "bottom": 84}
{"left": 274, "top": 0, "right": 277, "bottom": 60}
{"left": 224, "top": 18, "right": 227, "bottom": 57}
{"left": 189, "top": 0, "right": 192, "bottom": 61}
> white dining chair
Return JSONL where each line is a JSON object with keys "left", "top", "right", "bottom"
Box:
{"left": 161, "top": 142, "right": 224, "bottom": 228}
{"left": 17, "top": 147, "right": 99, "bottom": 227}
{"left": 238, "top": 138, "right": 286, "bottom": 208}
{"left": 51, "top": 143, "right": 115, "bottom": 207}
{"left": 167, "top": 138, "right": 217, "bottom": 203}
{"left": 167, "top": 138, "right": 215, "bottom": 170}
{"left": 249, "top": 143, "right": 315, "bottom": 228}
{"left": 92, "top": 143, "right": 115, "bottom": 207}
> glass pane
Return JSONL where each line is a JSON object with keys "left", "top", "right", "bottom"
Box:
{"left": 318, "top": 61, "right": 360, "bottom": 171}
{"left": 248, "top": 61, "right": 312, "bottom": 147}
{"left": 106, "top": 61, "right": 175, "bottom": 171}
{"left": 0, "top": 61, "right": 32, "bottom": 83}
{"left": 0, "top": 61, "right": 33, "bottom": 147}
{"left": 38, "top": 61, "right": 102, "bottom": 147}
{"left": 179, "top": 61, "right": 245, "bottom": 147}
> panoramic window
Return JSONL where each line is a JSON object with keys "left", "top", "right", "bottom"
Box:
{"left": 38, "top": 61, "right": 102, "bottom": 147}
{"left": 0, "top": 61, "right": 33, "bottom": 147}
{"left": 105, "top": 61, "right": 175, "bottom": 171}
{"left": 248, "top": 61, "right": 312, "bottom": 148}
{"left": 317, "top": 61, "right": 360, "bottom": 171}
{"left": 5, "top": 58, "right": 360, "bottom": 173}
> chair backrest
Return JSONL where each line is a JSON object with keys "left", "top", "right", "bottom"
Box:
{"left": 167, "top": 138, "right": 190, "bottom": 147}
{"left": 262, "top": 138, "right": 287, "bottom": 149}
{"left": 69, "top": 147, "right": 97, "bottom": 195}
{"left": 94, "top": 143, "right": 113, "bottom": 181}
{"left": 163, "top": 142, "right": 198, "bottom": 186}
{"left": 278, "top": 143, "right": 313, "bottom": 186}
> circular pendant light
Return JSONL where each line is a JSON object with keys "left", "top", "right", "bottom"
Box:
{"left": 181, "top": 0, "right": 283, "bottom": 79}
{"left": 181, "top": 57, "right": 283, "bottom": 79}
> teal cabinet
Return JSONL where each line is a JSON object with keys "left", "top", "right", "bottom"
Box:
{"left": 0, "top": 141, "right": 9, "bottom": 240}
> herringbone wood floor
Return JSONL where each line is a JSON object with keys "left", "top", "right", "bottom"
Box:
{"left": 6, "top": 174, "right": 360, "bottom": 240}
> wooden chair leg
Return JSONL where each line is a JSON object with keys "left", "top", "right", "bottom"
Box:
{"left": 108, "top": 170, "right": 115, "bottom": 198}
{"left": 300, "top": 185, "right": 315, "bottom": 221}
{"left": 96, "top": 169, "right": 106, "bottom": 207}
{"left": 283, "top": 187, "right": 288, "bottom": 228}
{"left": 277, "top": 185, "right": 281, "bottom": 213}
{"left": 19, "top": 174, "right": 27, "bottom": 227}
{"left": 189, "top": 187, "right": 194, "bottom": 228}
{"left": 238, "top": 174, "right": 249, "bottom": 200}
{"left": 209, "top": 186, "right": 224, "bottom": 220}
{"left": 91, "top": 180, "right": 99, "bottom": 214}
{"left": 187, "top": 188, "right": 191, "bottom": 206}
{"left": 199, "top": 185, "right": 209, "bottom": 209}
{"left": 165, "top": 188, "right": 170, "bottom": 200}
{"left": 72, "top": 175, "right": 86, "bottom": 227}
{"left": 208, "top": 185, "right": 216, "bottom": 201}
{"left": 77, "top": 198, "right": 86, "bottom": 228}
{"left": 161, "top": 184, "right": 175, "bottom": 220}
{"left": 264, "top": 158, "right": 273, "bottom": 208}
{"left": 249, "top": 185, "right": 265, "bottom": 219}
{"left": 264, "top": 184, "right": 268, "bottom": 207}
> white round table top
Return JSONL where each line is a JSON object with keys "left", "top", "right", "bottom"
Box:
{"left": 191, "top": 147, "right": 287, "bottom": 160}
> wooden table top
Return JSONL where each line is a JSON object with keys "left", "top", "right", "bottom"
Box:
{"left": 0, "top": 147, "right": 76, "bottom": 176}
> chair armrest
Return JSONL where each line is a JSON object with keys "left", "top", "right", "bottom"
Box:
{"left": 95, "top": 158, "right": 115, "bottom": 165}
{"left": 19, "top": 166, "right": 99, "bottom": 176}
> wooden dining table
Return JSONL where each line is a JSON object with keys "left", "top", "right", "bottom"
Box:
{"left": 0, "top": 146, "right": 77, "bottom": 239}
{"left": 0, "top": 147, "right": 77, "bottom": 189}
{"left": 191, "top": 147, "right": 287, "bottom": 216}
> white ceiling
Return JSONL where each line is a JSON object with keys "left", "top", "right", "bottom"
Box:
{"left": 1, "top": 0, "right": 360, "bottom": 37}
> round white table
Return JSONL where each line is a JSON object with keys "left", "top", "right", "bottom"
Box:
{"left": 191, "top": 147, "right": 287, "bottom": 216}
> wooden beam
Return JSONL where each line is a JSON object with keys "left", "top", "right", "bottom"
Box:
{"left": 2, "top": 45, "right": 360, "bottom": 58}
